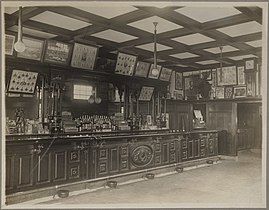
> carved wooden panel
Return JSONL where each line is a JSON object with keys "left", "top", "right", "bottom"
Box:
{"left": 194, "top": 139, "right": 200, "bottom": 158}
{"left": 130, "top": 145, "right": 154, "bottom": 168}
{"left": 110, "top": 147, "right": 119, "bottom": 173}
{"left": 36, "top": 153, "right": 51, "bottom": 184}
{"left": 162, "top": 143, "right": 169, "bottom": 164}
{"left": 99, "top": 149, "right": 108, "bottom": 159}
{"left": 6, "top": 156, "right": 14, "bottom": 190}
{"left": 98, "top": 161, "right": 108, "bottom": 175}
{"left": 53, "top": 151, "right": 67, "bottom": 181}
{"left": 120, "top": 158, "right": 129, "bottom": 170}
{"left": 155, "top": 155, "right": 161, "bottom": 165}
{"left": 182, "top": 150, "right": 188, "bottom": 161}
{"left": 187, "top": 140, "right": 194, "bottom": 159}
{"left": 69, "top": 166, "right": 80, "bottom": 179}
{"left": 120, "top": 146, "right": 128, "bottom": 156}
{"left": 208, "top": 139, "right": 215, "bottom": 156}
{"left": 17, "top": 154, "right": 34, "bottom": 188}
{"left": 69, "top": 150, "right": 80, "bottom": 163}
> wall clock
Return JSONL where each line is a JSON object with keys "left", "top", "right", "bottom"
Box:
{"left": 245, "top": 58, "right": 256, "bottom": 71}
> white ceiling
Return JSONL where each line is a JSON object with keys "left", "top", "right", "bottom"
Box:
{"left": 8, "top": 26, "right": 57, "bottom": 39}
{"left": 172, "top": 33, "right": 215, "bottom": 45}
{"left": 91, "top": 29, "right": 138, "bottom": 43}
{"left": 229, "top": 54, "right": 258, "bottom": 60}
{"left": 175, "top": 7, "right": 241, "bottom": 23}
{"left": 246, "top": 39, "right": 262, "bottom": 48}
{"left": 128, "top": 15, "right": 183, "bottom": 33}
{"left": 217, "top": 21, "right": 262, "bottom": 37}
{"left": 30, "top": 11, "right": 91, "bottom": 31}
{"left": 4, "top": 7, "right": 18, "bottom": 14}
{"left": 196, "top": 60, "right": 220, "bottom": 65}
{"left": 135, "top": 43, "right": 172, "bottom": 52}
{"left": 171, "top": 52, "right": 199, "bottom": 59}
{"left": 204, "top": 45, "right": 239, "bottom": 54}
{"left": 73, "top": 6, "right": 137, "bottom": 19}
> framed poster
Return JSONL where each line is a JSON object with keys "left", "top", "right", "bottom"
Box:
{"left": 138, "top": 86, "right": 154, "bottom": 101}
{"left": 8, "top": 70, "right": 38, "bottom": 94}
{"left": 200, "top": 69, "right": 212, "bottom": 80}
{"left": 159, "top": 67, "right": 172, "bottom": 82}
{"left": 217, "top": 66, "right": 237, "bottom": 86}
{"left": 237, "top": 66, "right": 245, "bottom": 85}
{"left": 115, "top": 52, "right": 137, "bottom": 76}
{"left": 71, "top": 43, "right": 98, "bottom": 70}
{"left": 17, "top": 37, "right": 44, "bottom": 61}
{"left": 234, "top": 86, "right": 247, "bottom": 98}
{"left": 224, "top": 86, "right": 233, "bottom": 99}
{"left": 175, "top": 72, "right": 183, "bottom": 90}
{"left": 43, "top": 40, "right": 72, "bottom": 65}
{"left": 215, "top": 86, "right": 225, "bottom": 99}
{"left": 134, "top": 61, "right": 150, "bottom": 78}
{"left": 148, "top": 64, "right": 162, "bottom": 79}
{"left": 5, "top": 34, "right": 15, "bottom": 56}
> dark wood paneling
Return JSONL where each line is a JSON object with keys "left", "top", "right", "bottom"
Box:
{"left": 36, "top": 153, "right": 51, "bottom": 184}
{"left": 53, "top": 151, "right": 67, "bottom": 181}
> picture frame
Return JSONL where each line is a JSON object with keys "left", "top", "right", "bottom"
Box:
{"left": 148, "top": 64, "right": 162, "bottom": 79}
{"left": 5, "top": 34, "right": 15, "bottom": 56}
{"left": 175, "top": 72, "right": 183, "bottom": 90}
{"left": 237, "top": 66, "right": 245, "bottom": 85}
{"left": 224, "top": 86, "right": 233, "bottom": 99}
{"left": 115, "top": 52, "right": 137, "bottom": 76}
{"left": 17, "top": 36, "right": 44, "bottom": 61}
{"left": 200, "top": 69, "right": 212, "bottom": 80}
{"left": 215, "top": 86, "right": 225, "bottom": 99}
{"left": 138, "top": 86, "right": 154, "bottom": 101}
{"left": 134, "top": 61, "right": 150, "bottom": 78}
{"left": 43, "top": 40, "right": 73, "bottom": 65}
{"left": 71, "top": 42, "right": 98, "bottom": 70}
{"left": 211, "top": 69, "right": 217, "bottom": 86}
{"left": 234, "top": 86, "right": 247, "bottom": 98}
{"left": 217, "top": 66, "right": 237, "bottom": 86}
{"left": 8, "top": 70, "right": 38, "bottom": 94}
{"left": 159, "top": 67, "right": 172, "bottom": 82}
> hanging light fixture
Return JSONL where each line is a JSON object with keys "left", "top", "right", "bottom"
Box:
{"left": 219, "top": 46, "right": 223, "bottom": 83}
{"left": 88, "top": 86, "right": 102, "bottom": 104}
{"left": 14, "top": 6, "right": 26, "bottom": 53}
{"left": 151, "top": 22, "right": 159, "bottom": 76}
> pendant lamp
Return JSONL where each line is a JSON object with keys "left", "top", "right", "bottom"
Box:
{"left": 14, "top": 6, "right": 26, "bottom": 53}
{"left": 151, "top": 22, "right": 159, "bottom": 76}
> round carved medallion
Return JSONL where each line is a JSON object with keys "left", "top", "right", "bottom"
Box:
{"left": 131, "top": 145, "right": 153, "bottom": 167}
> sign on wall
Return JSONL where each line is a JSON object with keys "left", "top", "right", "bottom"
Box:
{"left": 17, "top": 37, "right": 44, "bottom": 61}
{"left": 115, "top": 52, "right": 137, "bottom": 76}
{"left": 138, "top": 86, "right": 154, "bottom": 101}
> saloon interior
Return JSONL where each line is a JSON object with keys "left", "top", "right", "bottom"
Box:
{"left": 3, "top": 2, "right": 266, "bottom": 208}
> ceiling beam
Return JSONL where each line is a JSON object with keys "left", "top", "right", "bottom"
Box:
{"left": 235, "top": 7, "right": 262, "bottom": 24}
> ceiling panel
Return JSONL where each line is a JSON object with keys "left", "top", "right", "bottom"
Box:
{"left": 30, "top": 11, "right": 91, "bottom": 31}
{"left": 170, "top": 52, "right": 199, "bottom": 59}
{"left": 175, "top": 7, "right": 241, "bottom": 23}
{"left": 91, "top": 29, "right": 138, "bottom": 43}
{"left": 229, "top": 54, "right": 258, "bottom": 60}
{"left": 4, "top": 7, "right": 18, "bottom": 14}
{"left": 174, "top": 64, "right": 187, "bottom": 67}
{"left": 217, "top": 21, "right": 262, "bottom": 37}
{"left": 135, "top": 43, "right": 172, "bottom": 52}
{"left": 128, "top": 15, "right": 183, "bottom": 33}
{"left": 73, "top": 6, "right": 137, "bottom": 19}
{"left": 196, "top": 60, "right": 220, "bottom": 65}
{"left": 8, "top": 26, "right": 57, "bottom": 39}
{"left": 246, "top": 39, "right": 262, "bottom": 48}
{"left": 144, "top": 58, "right": 165, "bottom": 62}
{"left": 204, "top": 45, "right": 239, "bottom": 54}
{"left": 172, "top": 33, "right": 215, "bottom": 45}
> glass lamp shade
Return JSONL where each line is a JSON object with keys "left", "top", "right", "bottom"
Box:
{"left": 95, "top": 97, "right": 102, "bottom": 104}
{"left": 14, "top": 40, "right": 25, "bottom": 53}
{"left": 151, "top": 68, "right": 159, "bottom": 76}
{"left": 88, "top": 95, "right": 95, "bottom": 104}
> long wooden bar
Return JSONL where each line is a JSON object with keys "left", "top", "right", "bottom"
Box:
{"left": 6, "top": 130, "right": 218, "bottom": 195}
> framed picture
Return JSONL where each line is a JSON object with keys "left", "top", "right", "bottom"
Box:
{"left": 211, "top": 69, "right": 217, "bottom": 86}
{"left": 148, "top": 64, "right": 162, "bottom": 79}
{"left": 71, "top": 43, "right": 98, "bottom": 70}
{"left": 200, "top": 69, "right": 212, "bottom": 80}
{"left": 5, "top": 34, "right": 15, "bottom": 56}
{"left": 138, "top": 86, "right": 154, "bottom": 101}
{"left": 245, "top": 58, "right": 257, "bottom": 71}
{"left": 134, "top": 61, "right": 150, "bottom": 78}
{"left": 234, "top": 86, "right": 247, "bottom": 98}
{"left": 173, "top": 90, "right": 184, "bottom": 100}
{"left": 224, "top": 86, "right": 233, "bottom": 99}
{"left": 17, "top": 36, "right": 44, "bottom": 61}
{"left": 237, "top": 66, "right": 245, "bottom": 85}
{"left": 8, "top": 70, "right": 38, "bottom": 94}
{"left": 215, "top": 86, "right": 225, "bottom": 99}
{"left": 115, "top": 52, "right": 137, "bottom": 76}
{"left": 159, "top": 67, "right": 172, "bottom": 82}
{"left": 43, "top": 40, "right": 72, "bottom": 65}
{"left": 175, "top": 72, "right": 183, "bottom": 90}
{"left": 217, "top": 66, "right": 237, "bottom": 86}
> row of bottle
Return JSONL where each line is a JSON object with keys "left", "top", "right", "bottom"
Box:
{"left": 75, "top": 115, "right": 114, "bottom": 132}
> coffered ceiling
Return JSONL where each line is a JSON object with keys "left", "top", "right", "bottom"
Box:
{"left": 4, "top": 4, "right": 262, "bottom": 72}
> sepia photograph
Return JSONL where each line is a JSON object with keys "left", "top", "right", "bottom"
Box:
{"left": 0, "top": 0, "right": 268, "bottom": 209}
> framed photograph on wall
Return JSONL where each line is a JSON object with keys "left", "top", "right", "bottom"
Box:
{"left": 43, "top": 40, "right": 72, "bottom": 65}
{"left": 5, "top": 34, "right": 15, "bottom": 56}
{"left": 71, "top": 43, "right": 98, "bottom": 70}
{"left": 234, "top": 86, "right": 247, "bottom": 98}
{"left": 134, "top": 61, "right": 150, "bottom": 78}
{"left": 8, "top": 70, "right": 38, "bottom": 94}
{"left": 148, "top": 64, "right": 162, "bottom": 79}
{"left": 200, "top": 69, "right": 212, "bottom": 80}
{"left": 237, "top": 66, "right": 245, "bottom": 85}
{"left": 138, "top": 86, "right": 154, "bottom": 101}
{"left": 175, "top": 72, "right": 183, "bottom": 90}
{"left": 17, "top": 37, "right": 44, "bottom": 61}
{"left": 217, "top": 66, "right": 237, "bottom": 86}
{"left": 115, "top": 52, "right": 137, "bottom": 76}
{"left": 215, "top": 86, "right": 225, "bottom": 99}
{"left": 224, "top": 86, "right": 233, "bottom": 99}
{"left": 159, "top": 67, "right": 172, "bottom": 82}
